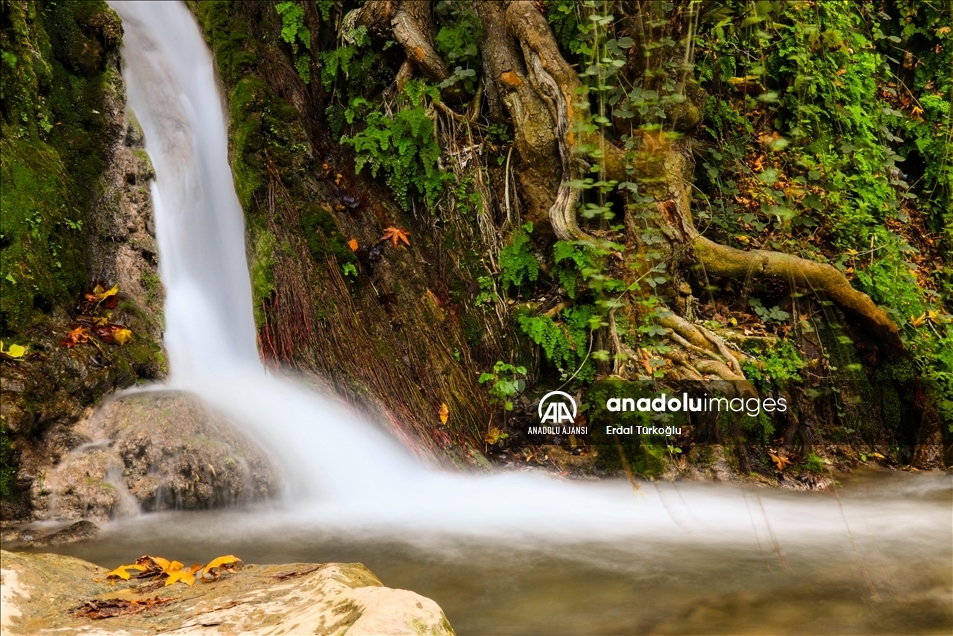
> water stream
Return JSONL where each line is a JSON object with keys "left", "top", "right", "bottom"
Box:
{"left": 62, "top": 2, "right": 953, "bottom": 632}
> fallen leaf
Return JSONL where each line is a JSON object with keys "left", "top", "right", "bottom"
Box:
{"left": 380, "top": 226, "right": 411, "bottom": 249}
{"left": 768, "top": 451, "right": 792, "bottom": 471}
{"left": 348, "top": 238, "right": 359, "bottom": 251}
{"left": 439, "top": 403, "right": 449, "bottom": 425}
{"left": 484, "top": 426, "right": 507, "bottom": 445}
{"left": 112, "top": 328, "right": 134, "bottom": 346}
{"left": 0, "top": 341, "right": 26, "bottom": 359}
{"left": 200, "top": 555, "right": 243, "bottom": 580}
{"left": 105, "top": 564, "right": 147, "bottom": 581}
{"left": 61, "top": 326, "right": 92, "bottom": 348}
{"left": 165, "top": 569, "right": 195, "bottom": 587}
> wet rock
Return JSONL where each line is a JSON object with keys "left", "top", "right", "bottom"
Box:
{"left": 2, "top": 521, "right": 100, "bottom": 549}
{"left": 0, "top": 550, "right": 456, "bottom": 635}
{"left": 31, "top": 391, "right": 281, "bottom": 523}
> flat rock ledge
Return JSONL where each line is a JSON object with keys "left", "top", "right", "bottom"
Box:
{"left": 0, "top": 550, "right": 455, "bottom": 635}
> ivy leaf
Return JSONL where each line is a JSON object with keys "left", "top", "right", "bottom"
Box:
{"left": 380, "top": 226, "right": 411, "bottom": 249}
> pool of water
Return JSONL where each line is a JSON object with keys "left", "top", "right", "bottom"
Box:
{"left": 25, "top": 470, "right": 952, "bottom": 635}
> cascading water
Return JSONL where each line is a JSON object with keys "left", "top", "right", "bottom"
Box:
{"left": 45, "top": 2, "right": 948, "bottom": 631}
{"left": 105, "top": 0, "right": 953, "bottom": 546}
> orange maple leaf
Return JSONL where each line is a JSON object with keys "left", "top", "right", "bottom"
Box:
{"left": 768, "top": 451, "right": 792, "bottom": 471}
{"left": 381, "top": 226, "right": 411, "bottom": 249}
{"left": 348, "top": 238, "right": 359, "bottom": 251}
{"left": 61, "top": 326, "right": 92, "bottom": 348}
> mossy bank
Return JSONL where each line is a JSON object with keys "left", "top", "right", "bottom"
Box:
{"left": 0, "top": 0, "right": 164, "bottom": 519}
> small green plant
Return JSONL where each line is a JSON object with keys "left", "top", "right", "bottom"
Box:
{"left": 479, "top": 361, "right": 527, "bottom": 411}
{"left": 434, "top": 0, "right": 483, "bottom": 94}
{"left": 275, "top": 1, "right": 312, "bottom": 83}
{"left": 518, "top": 305, "right": 596, "bottom": 383}
{"left": 803, "top": 452, "right": 825, "bottom": 474}
{"left": 474, "top": 275, "right": 496, "bottom": 307}
{"left": 742, "top": 339, "right": 805, "bottom": 389}
{"left": 342, "top": 80, "right": 448, "bottom": 210}
{"left": 499, "top": 222, "right": 539, "bottom": 291}
{"left": 749, "top": 297, "right": 790, "bottom": 324}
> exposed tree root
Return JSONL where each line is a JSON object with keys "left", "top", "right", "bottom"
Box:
{"left": 693, "top": 236, "right": 904, "bottom": 355}
{"left": 348, "top": 0, "right": 906, "bottom": 384}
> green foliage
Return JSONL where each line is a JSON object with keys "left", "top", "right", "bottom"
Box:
{"left": 315, "top": 0, "right": 335, "bottom": 22}
{"left": 518, "top": 305, "right": 596, "bottom": 384}
{"left": 748, "top": 298, "right": 790, "bottom": 324}
{"left": 742, "top": 339, "right": 805, "bottom": 390}
{"left": 803, "top": 451, "right": 825, "bottom": 474}
{"left": 694, "top": 1, "right": 953, "bottom": 431}
{"left": 552, "top": 241, "right": 597, "bottom": 299}
{"left": 479, "top": 361, "right": 527, "bottom": 411}
{"left": 0, "top": 1, "right": 124, "bottom": 337}
{"left": 275, "top": 1, "right": 311, "bottom": 83}
{"left": 434, "top": 1, "right": 483, "bottom": 94}
{"left": 541, "top": 0, "right": 586, "bottom": 56}
{"left": 499, "top": 223, "right": 539, "bottom": 291}
{"left": 342, "top": 80, "right": 448, "bottom": 210}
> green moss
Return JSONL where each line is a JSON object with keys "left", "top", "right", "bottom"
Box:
{"left": 249, "top": 229, "right": 276, "bottom": 328}
{"left": 0, "top": 422, "right": 16, "bottom": 499}
{"left": 301, "top": 205, "right": 355, "bottom": 267}
{"left": 0, "top": 1, "right": 126, "bottom": 338}
{"left": 0, "top": 137, "right": 87, "bottom": 335}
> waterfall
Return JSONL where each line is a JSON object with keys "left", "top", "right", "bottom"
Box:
{"left": 107, "top": 1, "right": 951, "bottom": 550}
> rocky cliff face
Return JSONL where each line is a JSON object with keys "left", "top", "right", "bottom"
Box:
{"left": 0, "top": 1, "right": 165, "bottom": 520}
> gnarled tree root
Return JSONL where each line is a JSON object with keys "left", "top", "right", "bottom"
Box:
{"left": 693, "top": 236, "right": 903, "bottom": 355}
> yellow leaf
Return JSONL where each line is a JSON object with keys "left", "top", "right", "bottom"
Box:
{"left": 911, "top": 313, "right": 926, "bottom": 327}
{"left": 1, "top": 343, "right": 26, "bottom": 358}
{"left": 106, "top": 564, "right": 147, "bottom": 580}
{"left": 113, "top": 328, "right": 134, "bottom": 346}
{"left": 439, "top": 403, "right": 449, "bottom": 425}
{"left": 871, "top": 452, "right": 886, "bottom": 460}
{"left": 484, "top": 426, "right": 507, "bottom": 445}
{"left": 138, "top": 555, "right": 172, "bottom": 571}
{"left": 97, "top": 284, "right": 119, "bottom": 301}
{"left": 165, "top": 569, "right": 195, "bottom": 587}
{"left": 200, "top": 555, "right": 243, "bottom": 580}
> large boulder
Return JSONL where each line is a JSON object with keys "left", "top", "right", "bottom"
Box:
{"left": 30, "top": 391, "right": 280, "bottom": 522}
{"left": 0, "top": 549, "right": 455, "bottom": 635}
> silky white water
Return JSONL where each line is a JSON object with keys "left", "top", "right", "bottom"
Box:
{"left": 107, "top": 0, "right": 951, "bottom": 557}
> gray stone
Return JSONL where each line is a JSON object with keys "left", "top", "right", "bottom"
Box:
{"left": 31, "top": 391, "right": 281, "bottom": 523}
